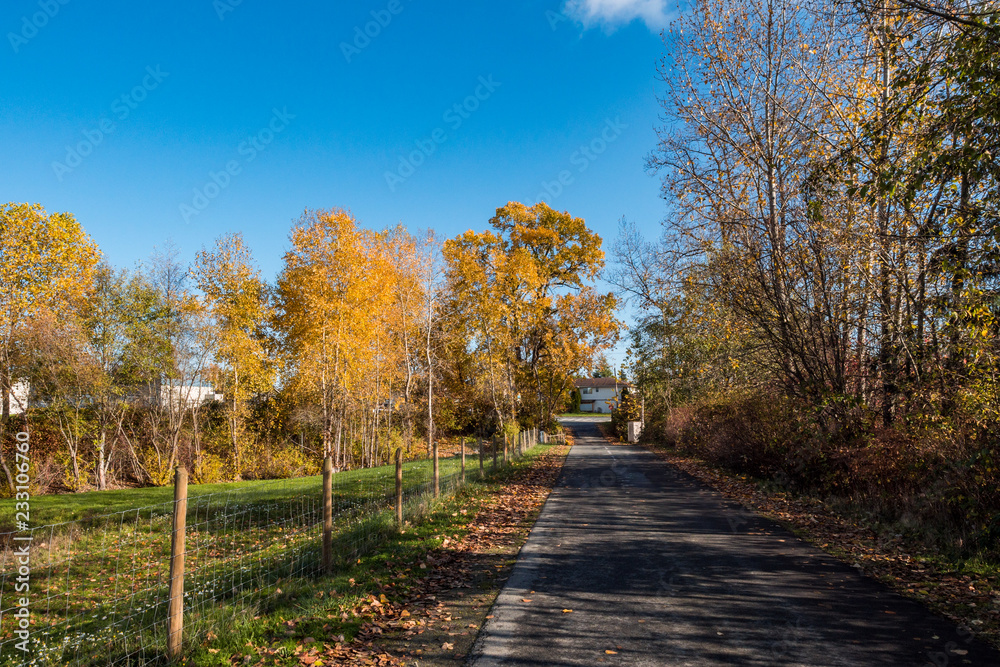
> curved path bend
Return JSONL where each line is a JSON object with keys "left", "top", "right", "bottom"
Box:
{"left": 469, "top": 420, "right": 1000, "bottom": 666}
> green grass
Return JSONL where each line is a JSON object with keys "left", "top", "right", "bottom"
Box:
{"left": 0, "top": 443, "right": 543, "bottom": 665}
{"left": 0, "top": 453, "right": 472, "bottom": 529}
{"left": 182, "top": 442, "right": 556, "bottom": 666}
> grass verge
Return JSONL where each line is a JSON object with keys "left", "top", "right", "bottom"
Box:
{"left": 183, "top": 441, "right": 570, "bottom": 666}
{"left": 0, "top": 449, "right": 515, "bottom": 664}
{"left": 0, "top": 455, "right": 471, "bottom": 529}
{"left": 0, "top": 443, "right": 568, "bottom": 665}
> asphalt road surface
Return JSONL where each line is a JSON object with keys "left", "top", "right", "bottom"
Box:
{"left": 468, "top": 421, "right": 1000, "bottom": 666}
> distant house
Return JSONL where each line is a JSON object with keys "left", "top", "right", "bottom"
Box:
{"left": 3, "top": 379, "right": 222, "bottom": 414}
{"left": 7, "top": 381, "right": 29, "bottom": 415}
{"left": 574, "top": 377, "right": 630, "bottom": 414}
{"left": 142, "top": 378, "right": 224, "bottom": 409}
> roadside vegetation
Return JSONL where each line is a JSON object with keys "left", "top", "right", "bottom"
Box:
{"left": 613, "top": 0, "right": 1000, "bottom": 616}
{"left": 0, "top": 441, "right": 563, "bottom": 665}
{"left": 0, "top": 201, "right": 616, "bottom": 500}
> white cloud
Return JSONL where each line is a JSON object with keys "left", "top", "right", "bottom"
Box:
{"left": 563, "top": 0, "right": 670, "bottom": 31}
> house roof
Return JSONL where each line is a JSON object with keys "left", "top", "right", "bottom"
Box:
{"left": 574, "top": 377, "right": 630, "bottom": 389}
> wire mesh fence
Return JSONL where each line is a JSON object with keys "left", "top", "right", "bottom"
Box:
{"left": 0, "top": 429, "right": 545, "bottom": 666}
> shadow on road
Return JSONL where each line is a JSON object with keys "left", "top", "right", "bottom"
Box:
{"left": 469, "top": 421, "right": 1000, "bottom": 666}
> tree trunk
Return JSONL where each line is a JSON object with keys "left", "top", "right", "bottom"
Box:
{"left": 97, "top": 430, "right": 108, "bottom": 490}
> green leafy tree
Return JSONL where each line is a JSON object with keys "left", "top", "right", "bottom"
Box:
{"left": 613, "top": 386, "right": 642, "bottom": 439}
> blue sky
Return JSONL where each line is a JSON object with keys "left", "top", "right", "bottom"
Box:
{"left": 2, "top": 0, "right": 670, "bottom": 367}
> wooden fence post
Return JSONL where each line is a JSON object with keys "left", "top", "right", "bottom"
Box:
{"left": 460, "top": 437, "right": 466, "bottom": 484}
{"left": 167, "top": 466, "right": 188, "bottom": 660}
{"left": 504, "top": 434, "right": 509, "bottom": 463}
{"left": 492, "top": 436, "right": 498, "bottom": 469}
{"left": 395, "top": 448, "right": 403, "bottom": 529}
{"left": 478, "top": 437, "right": 484, "bottom": 476}
{"left": 323, "top": 456, "right": 333, "bottom": 574}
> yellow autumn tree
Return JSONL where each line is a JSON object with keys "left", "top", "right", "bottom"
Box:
{"left": 0, "top": 203, "right": 100, "bottom": 492}
{"left": 442, "top": 202, "right": 619, "bottom": 427}
{"left": 383, "top": 226, "right": 426, "bottom": 452}
{"left": 193, "top": 233, "right": 274, "bottom": 477}
{"left": 276, "top": 209, "right": 403, "bottom": 468}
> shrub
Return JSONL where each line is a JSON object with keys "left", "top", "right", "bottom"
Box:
{"left": 194, "top": 452, "right": 230, "bottom": 484}
{"left": 568, "top": 389, "right": 581, "bottom": 413}
{"left": 611, "top": 388, "right": 641, "bottom": 440}
{"left": 654, "top": 392, "right": 1000, "bottom": 558}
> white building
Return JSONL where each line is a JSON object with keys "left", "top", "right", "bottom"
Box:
{"left": 3, "top": 379, "right": 222, "bottom": 413}
{"left": 152, "top": 380, "right": 224, "bottom": 409}
{"left": 7, "top": 381, "right": 29, "bottom": 415}
{"left": 574, "top": 377, "right": 630, "bottom": 414}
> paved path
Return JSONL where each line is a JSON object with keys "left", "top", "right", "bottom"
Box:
{"left": 469, "top": 421, "right": 1000, "bottom": 666}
